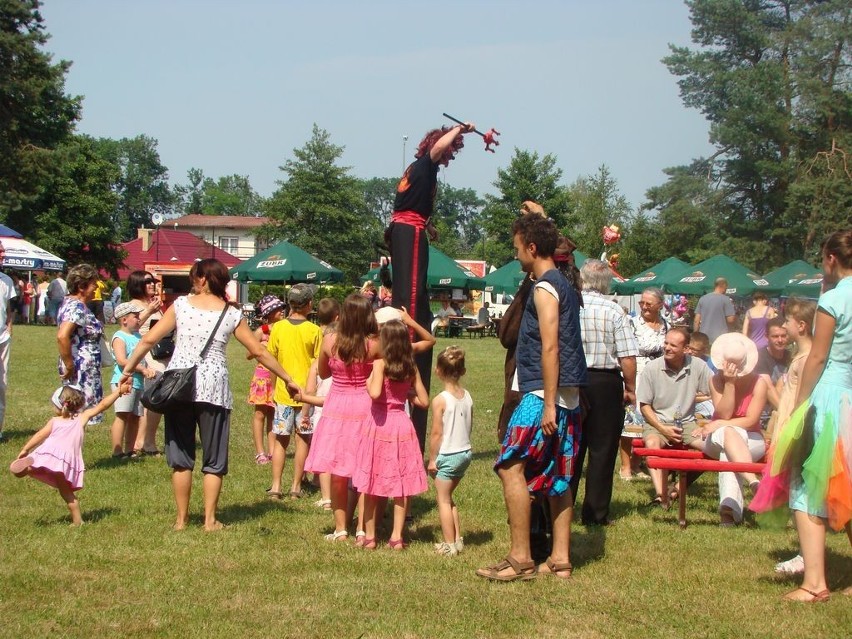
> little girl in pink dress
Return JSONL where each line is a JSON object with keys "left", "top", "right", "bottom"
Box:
{"left": 10, "top": 383, "right": 129, "bottom": 525}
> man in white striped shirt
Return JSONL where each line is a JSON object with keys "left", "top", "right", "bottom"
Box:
{"left": 570, "top": 259, "right": 638, "bottom": 525}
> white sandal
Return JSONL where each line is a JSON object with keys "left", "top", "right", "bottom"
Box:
{"left": 324, "top": 530, "right": 348, "bottom": 542}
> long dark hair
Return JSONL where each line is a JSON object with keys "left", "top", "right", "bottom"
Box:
{"left": 127, "top": 270, "right": 152, "bottom": 300}
{"left": 380, "top": 320, "right": 416, "bottom": 382}
{"left": 189, "top": 259, "right": 230, "bottom": 300}
{"left": 335, "top": 294, "right": 378, "bottom": 365}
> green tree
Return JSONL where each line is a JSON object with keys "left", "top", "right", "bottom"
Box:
{"left": 0, "top": 0, "right": 81, "bottom": 229}
{"left": 564, "top": 165, "right": 631, "bottom": 258}
{"left": 31, "top": 135, "right": 125, "bottom": 274}
{"left": 482, "top": 148, "right": 572, "bottom": 265}
{"left": 433, "top": 184, "right": 485, "bottom": 258}
{"left": 264, "top": 124, "right": 379, "bottom": 282}
{"left": 659, "top": 0, "right": 851, "bottom": 269}
{"left": 90, "top": 134, "right": 173, "bottom": 240}
{"left": 173, "top": 167, "right": 204, "bottom": 215}
{"left": 360, "top": 176, "right": 397, "bottom": 229}
{"left": 198, "top": 174, "right": 263, "bottom": 217}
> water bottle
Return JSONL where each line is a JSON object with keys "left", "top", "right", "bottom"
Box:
{"left": 673, "top": 405, "right": 683, "bottom": 434}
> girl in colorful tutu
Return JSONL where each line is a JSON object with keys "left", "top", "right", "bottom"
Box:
{"left": 9, "top": 383, "right": 129, "bottom": 525}
{"left": 247, "top": 295, "right": 286, "bottom": 464}
{"left": 353, "top": 319, "right": 429, "bottom": 550}
{"left": 304, "top": 294, "right": 380, "bottom": 541}
{"left": 751, "top": 229, "right": 852, "bottom": 602}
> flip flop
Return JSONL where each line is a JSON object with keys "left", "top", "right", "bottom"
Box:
{"left": 475, "top": 556, "right": 537, "bottom": 582}
{"left": 783, "top": 587, "right": 830, "bottom": 603}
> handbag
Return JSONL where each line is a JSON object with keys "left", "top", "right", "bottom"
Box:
{"left": 100, "top": 335, "right": 115, "bottom": 368}
{"left": 150, "top": 333, "right": 175, "bottom": 360}
{"left": 141, "top": 306, "right": 229, "bottom": 413}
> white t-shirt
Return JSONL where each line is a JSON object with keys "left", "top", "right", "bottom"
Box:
{"left": 510, "top": 279, "right": 580, "bottom": 409}
{"left": 0, "top": 272, "right": 15, "bottom": 344}
{"left": 438, "top": 389, "right": 473, "bottom": 455}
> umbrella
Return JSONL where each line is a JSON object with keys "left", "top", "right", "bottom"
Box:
{"left": 762, "top": 260, "right": 818, "bottom": 291}
{"left": 360, "top": 246, "right": 485, "bottom": 290}
{"left": 661, "top": 254, "right": 780, "bottom": 296}
{"left": 483, "top": 250, "right": 592, "bottom": 295}
{"left": 229, "top": 240, "right": 344, "bottom": 283}
{"left": 0, "top": 237, "right": 65, "bottom": 271}
{"left": 783, "top": 270, "right": 823, "bottom": 298}
{"left": 0, "top": 224, "right": 23, "bottom": 238}
{"left": 613, "top": 257, "right": 690, "bottom": 295}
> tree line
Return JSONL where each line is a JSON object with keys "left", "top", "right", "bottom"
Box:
{"left": 1, "top": 0, "right": 848, "bottom": 282}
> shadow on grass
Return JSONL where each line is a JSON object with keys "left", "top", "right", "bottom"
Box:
{"left": 217, "top": 498, "right": 291, "bottom": 525}
{"left": 757, "top": 541, "right": 852, "bottom": 591}
{"left": 0, "top": 430, "right": 34, "bottom": 444}
{"left": 36, "top": 506, "right": 118, "bottom": 527}
{"left": 88, "top": 455, "right": 144, "bottom": 470}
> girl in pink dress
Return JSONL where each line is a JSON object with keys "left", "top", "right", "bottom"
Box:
{"left": 354, "top": 319, "right": 429, "bottom": 550}
{"left": 304, "top": 294, "right": 380, "bottom": 541}
{"left": 9, "top": 383, "right": 129, "bottom": 525}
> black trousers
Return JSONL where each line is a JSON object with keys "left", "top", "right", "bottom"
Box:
{"left": 388, "top": 221, "right": 432, "bottom": 452}
{"left": 570, "top": 369, "right": 625, "bottom": 524}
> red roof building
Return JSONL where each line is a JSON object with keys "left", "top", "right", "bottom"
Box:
{"left": 117, "top": 228, "right": 241, "bottom": 281}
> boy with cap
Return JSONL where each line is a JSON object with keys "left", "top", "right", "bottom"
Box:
{"left": 110, "top": 301, "right": 156, "bottom": 458}
{"left": 266, "top": 284, "right": 322, "bottom": 499}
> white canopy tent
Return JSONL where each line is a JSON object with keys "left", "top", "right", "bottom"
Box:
{"left": 0, "top": 237, "right": 65, "bottom": 271}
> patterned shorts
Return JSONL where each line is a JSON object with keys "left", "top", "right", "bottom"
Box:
{"left": 494, "top": 393, "right": 581, "bottom": 497}
{"left": 272, "top": 404, "right": 311, "bottom": 436}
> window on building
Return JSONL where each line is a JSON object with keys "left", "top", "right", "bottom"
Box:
{"left": 218, "top": 236, "right": 239, "bottom": 254}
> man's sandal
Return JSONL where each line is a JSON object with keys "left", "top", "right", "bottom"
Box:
{"left": 475, "top": 556, "right": 537, "bottom": 582}
{"left": 782, "top": 587, "right": 830, "bottom": 603}
{"left": 536, "top": 557, "right": 573, "bottom": 580}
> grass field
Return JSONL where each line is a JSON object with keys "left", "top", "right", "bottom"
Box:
{"left": 0, "top": 324, "right": 850, "bottom": 638}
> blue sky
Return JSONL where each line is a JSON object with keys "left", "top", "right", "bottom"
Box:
{"left": 40, "top": 0, "right": 714, "bottom": 211}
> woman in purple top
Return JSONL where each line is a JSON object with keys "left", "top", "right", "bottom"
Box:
{"left": 741, "top": 291, "right": 776, "bottom": 349}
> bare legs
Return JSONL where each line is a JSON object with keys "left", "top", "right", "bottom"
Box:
{"left": 269, "top": 434, "right": 290, "bottom": 496}
{"left": 290, "top": 433, "right": 310, "bottom": 495}
{"left": 57, "top": 480, "right": 82, "bottom": 526}
{"left": 482, "top": 460, "right": 573, "bottom": 578}
{"left": 251, "top": 406, "right": 273, "bottom": 458}
{"left": 134, "top": 409, "right": 162, "bottom": 454}
{"left": 111, "top": 413, "right": 139, "bottom": 456}
{"left": 329, "top": 473, "right": 350, "bottom": 536}
{"left": 171, "top": 468, "right": 224, "bottom": 531}
{"left": 643, "top": 435, "right": 670, "bottom": 507}
{"left": 780, "top": 510, "right": 829, "bottom": 600}
{"left": 435, "top": 477, "right": 462, "bottom": 544}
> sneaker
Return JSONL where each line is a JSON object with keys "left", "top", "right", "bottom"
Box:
{"left": 434, "top": 542, "right": 457, "bottom": 557}
{"left": 774, "top": 554, "right": 804, "bottom": 575}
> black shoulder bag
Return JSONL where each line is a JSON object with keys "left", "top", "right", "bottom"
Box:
{"left": 141, "top": 306, "right": 229, "bottom": 413}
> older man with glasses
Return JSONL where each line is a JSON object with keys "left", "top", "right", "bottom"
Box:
{"left": 0, "top": 242, "right": 15, "bottom": 441}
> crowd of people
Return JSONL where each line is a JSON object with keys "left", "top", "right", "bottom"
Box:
{"left": 2, "top": 123, "right": 849, "bottom": 601}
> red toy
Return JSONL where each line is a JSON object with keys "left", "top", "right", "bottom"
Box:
{"left": 443, "top": 112, "right": 501, "bottom": 153}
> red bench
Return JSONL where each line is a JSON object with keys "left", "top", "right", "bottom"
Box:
{"left": 632, "top": 441, "right": 765, "bottom": 528}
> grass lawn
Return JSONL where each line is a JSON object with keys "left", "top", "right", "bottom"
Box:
{"left": 0, "top": 325, "right": 850, "bottom": 638}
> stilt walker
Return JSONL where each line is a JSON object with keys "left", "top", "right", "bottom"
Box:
{"left": 386, "top": 119, "right": 482, "bottom": 451}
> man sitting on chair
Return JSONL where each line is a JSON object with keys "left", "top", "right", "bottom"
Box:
{"left": 637, "top": 327, "right": 712, "bottom": 509}
{"left": 431, "top": 297, "right": 453, "bottom": 335}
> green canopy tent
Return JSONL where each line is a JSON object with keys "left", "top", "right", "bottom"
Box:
{"left": 661, "top": 254, "right": 780, "bottom": 296}
{"left": 482, "top": 251, "right": 590, "bottom": 296}
{"left": 762, "top": 260, "right": 819, "bottom": 294}
{"left": 783, "top": 270, "right": 823, "bottom": 298}
{"left": 360, "top": 245, "right": 485, "bottom": 290}
{"left": 230, "top": 240, "right": 344, "bottom": 283}
{"left": 613, "top": 256, "right": 690, "bottom": 295}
